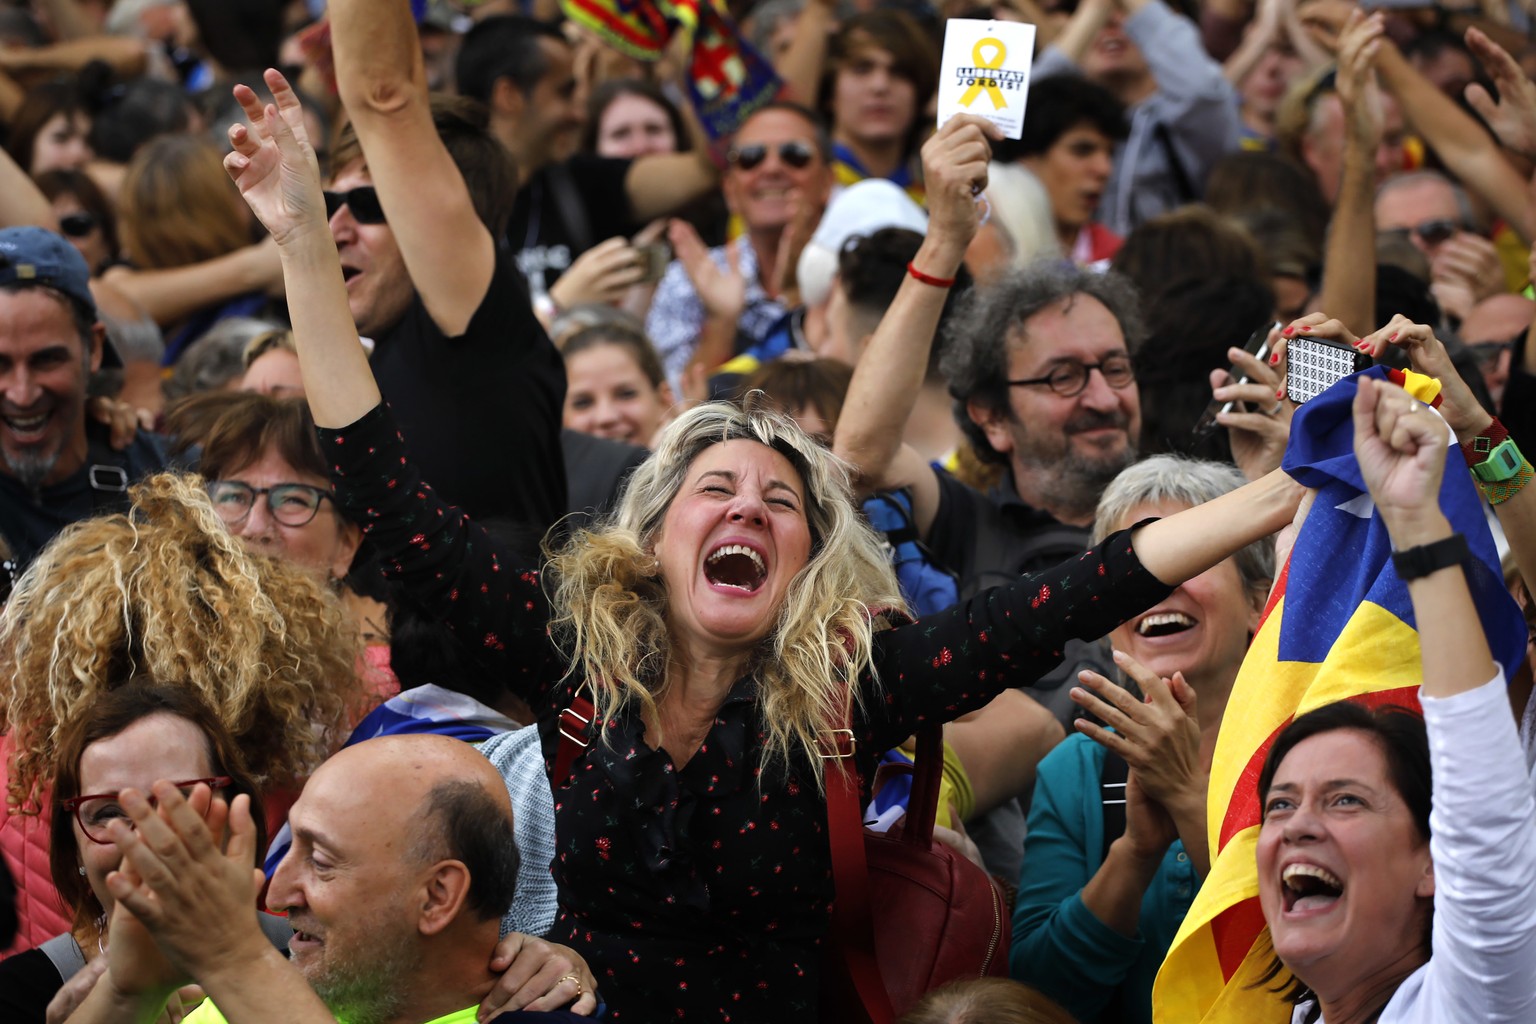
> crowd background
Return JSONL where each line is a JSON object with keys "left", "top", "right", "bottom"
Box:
{"left": 0, "top": 0, "right": 1531, "bottom": 1021}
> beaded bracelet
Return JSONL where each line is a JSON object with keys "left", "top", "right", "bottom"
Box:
{"left": 1479, "top": 458, "right": 1535, "bottom": 505}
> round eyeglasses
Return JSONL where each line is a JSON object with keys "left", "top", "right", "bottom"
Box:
{"left": 64, "top": 777, "right": 232, "bottom": 845}
{"left": 1006, "top": 354, "right": 1136, "bottom": 398}
{"left": 207, "top": 480, "right": 336, "bottom": 527}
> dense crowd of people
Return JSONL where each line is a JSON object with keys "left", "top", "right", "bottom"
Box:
{"left": 0, "top": 0, "right": 1534, "bottom": 1021}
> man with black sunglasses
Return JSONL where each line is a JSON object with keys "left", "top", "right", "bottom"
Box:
{"left": 325, "top": 0, "right": 566, "bottom": 552}
{"left": 645, "top": 102, "right": 835, "bottom": 387}
{"left": 1375, "top": 170, "right": 1507, "bottom": 325}
{"left": 1461, "top": 292, "right": 1536, "bottom": 452}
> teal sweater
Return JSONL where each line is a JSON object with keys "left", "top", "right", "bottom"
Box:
{"left": 1010, "top": 735, "right": 1201, "bottom": 1023}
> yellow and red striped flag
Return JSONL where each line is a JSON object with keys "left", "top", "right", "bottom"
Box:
{"left": 1153, "top": 367, "right": 1526, "bottom": 1022}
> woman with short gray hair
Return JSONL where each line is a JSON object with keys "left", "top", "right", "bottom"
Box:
{"left": 1012, "top": 454, "right": 1275, "bottom": 1024}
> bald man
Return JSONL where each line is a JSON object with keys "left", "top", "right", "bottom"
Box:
{"left": 71, "top": 735, "right": 597, "bottom": 1024}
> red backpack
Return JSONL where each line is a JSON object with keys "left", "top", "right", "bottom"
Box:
{"left": 817, "top": 722, "right": 1011, "bottom": 1022}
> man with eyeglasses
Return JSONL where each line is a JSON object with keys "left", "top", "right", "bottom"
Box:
{"left": 1375, "top": 170, "right": 1508, "bottom": 325}
{"left": 324, "top": 0, "right": 566, "bottom": 555}
{"left": 646, "top": 102, "right": 836, "bottom": 387}
{"left": 0, "top": 226, "right": 167, "bottom": 577}
{"left": 837, "top": 118, "right": 1144, "bottom": 878}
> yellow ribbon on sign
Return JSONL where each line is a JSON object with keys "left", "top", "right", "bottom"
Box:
{"left": 960, "top": 37, "right": 1008, "bottom": 110}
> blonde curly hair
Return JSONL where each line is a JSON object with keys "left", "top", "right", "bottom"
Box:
{"left": 0, "top": 473, "right": 364, "bottom": 813}
{"left": 547, "top": 402, "right": 905, "bottom": 788}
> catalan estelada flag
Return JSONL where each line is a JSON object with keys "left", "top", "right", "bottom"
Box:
{"left": 1153, "top": 366, "right": 1527, "bottom": 1022}
{"left": 559, "top": 0, "right": 779, "bottom": 139}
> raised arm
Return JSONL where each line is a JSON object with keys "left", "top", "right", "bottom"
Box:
{"left": 1375, "top": 36, "right": 1534, "bottom": 242}
{"left": 1315, "top": 10, "right": 1382, "bottom": 336}
{"left": 329, "top": 0, "right": 494, "bottom": 337}
{"left": 775, "top": 0, "right": 837, "bottom": 106}
{"left": 224, "top": 71, "right": 376, "bottom": 429}
{"left": 1353, "top": 375, "right": 1497, "bottom": 695}
{"left": 831, "top": 114, "right": 994, "bottom": 537}
{"left": 225, "top": 74, "right": 563, "bottom": 702}
{"left": 0, "top": 145, "right": 58, "bottom": 230}
{"left": 1364, "top": 316, "right": 1536, "bottom": 622}
{"left": 1130, "top": 466, "right": 1300, "bottom": 587}
{"left": 1355, "top": 380, "right": 1536, "bottom": 1021}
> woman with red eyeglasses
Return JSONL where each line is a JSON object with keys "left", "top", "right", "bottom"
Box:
{"left": 0, "top": 685, "right": 289, "bottom": 1024}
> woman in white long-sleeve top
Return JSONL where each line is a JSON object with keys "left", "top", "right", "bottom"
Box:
{"left": 1254, "top": 375, "right": 1536, "bottom": 1024}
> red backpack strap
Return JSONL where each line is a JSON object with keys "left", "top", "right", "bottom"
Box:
{"left": 553, "top": 682, "right": 596, "bottom": 784}
{"left": 821, "top": 713, "right": 896, "bottom": 1024}
{"left": 901, "top": 724, "right": 943, "bottom": 848}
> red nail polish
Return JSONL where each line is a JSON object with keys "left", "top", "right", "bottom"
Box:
{"left": 1277, "top": 388, "right": 1286, "bottom": 400}
{"left": 1282, "top": 326, "right": 1295, "bottom": 337}
{"left": 1269, "top": 352, "right": 1280, "bottom": 365}
{"left": 1299, "top": 325, "right": 1312, "bottom": 332}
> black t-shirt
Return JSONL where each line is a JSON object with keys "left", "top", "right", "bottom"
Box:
{"left": 369, "top": 247, "right": 567, "bottom": 547}
{"left": 0, "top": 425, "right": 169, "bottom": 579}
{"left": 506, "top": 156, "right": 637, "bottom": 293}
{"left": 927, "top": 466, "right": 1093, "bottom": 600}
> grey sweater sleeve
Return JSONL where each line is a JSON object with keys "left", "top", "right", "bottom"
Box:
{"left": 480, "top": 727, "right": 560, "bottom": 939}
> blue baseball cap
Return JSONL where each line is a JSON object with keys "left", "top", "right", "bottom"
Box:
{"left": 0, "top": 226, "right": 120, "bottom": 368}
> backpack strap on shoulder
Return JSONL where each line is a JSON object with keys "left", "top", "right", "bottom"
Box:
{"left": 553, "top": 681, "right": 596, "bottom": 784}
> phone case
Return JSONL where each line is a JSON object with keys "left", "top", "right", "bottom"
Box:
{"left": 1286, "top": 336, "right": 1370, "bottom": 404}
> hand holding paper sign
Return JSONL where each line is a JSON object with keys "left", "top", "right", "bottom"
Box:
{"left": 921, "top": 114, "right": 1002, "bottom": 258}
{"left": 937, "top": 19, "right": 1036, "bottom": 139}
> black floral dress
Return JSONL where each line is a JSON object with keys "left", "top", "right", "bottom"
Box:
{"left": 321, "top": 405, "right": 1171, "bottom": 1023}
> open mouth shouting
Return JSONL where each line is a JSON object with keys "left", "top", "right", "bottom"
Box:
{"left": 1135, "top": 611, "right": 1196, "bottom": 639}
{"left": 1281, "top": 862, "right": 1345, "bottom": 916}
{"left": 704, "top": 543, "right": 767, "bottom": 593}
{"left": 2, "top": 408, "right": 52, "bottom": 443}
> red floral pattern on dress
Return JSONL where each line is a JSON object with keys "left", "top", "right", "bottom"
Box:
{"left": 318, "top": 402, "right": 1172, "bottom": 1024}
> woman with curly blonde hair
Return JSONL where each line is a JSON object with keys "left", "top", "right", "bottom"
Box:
{"left": 227, "top": 73, "right": 1303, "bottom": 1020}
{"left": 0, "top": 473, "right": 362, "bottom": 951}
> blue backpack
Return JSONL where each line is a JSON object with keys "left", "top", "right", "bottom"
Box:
{"left": 861, "top": 490, "right": 959, "bottom": 618}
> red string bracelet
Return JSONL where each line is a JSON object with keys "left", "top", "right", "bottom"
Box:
{"left": 907, "top": 261, "right": 956, "bottom": 289}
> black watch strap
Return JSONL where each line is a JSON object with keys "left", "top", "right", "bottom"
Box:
{"left": 1391, "top": 534, "right": 1469, "bottom": 581}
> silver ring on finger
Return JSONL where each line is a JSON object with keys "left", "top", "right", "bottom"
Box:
{"left": 1265, "top": 403, "right": 1283, "bottom": 417}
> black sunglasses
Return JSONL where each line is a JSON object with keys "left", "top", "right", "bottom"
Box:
{"left": 1382, "top": 218, "right": 1466, "bottom": 248}
{"left": 59, "top": 212, "right": 97, "bottom": 238}
{"left": 323, "top": 186, "right": 387, "bottom": 225}
{"left": 727, "top": 140, "right": 816, "bottom": 172}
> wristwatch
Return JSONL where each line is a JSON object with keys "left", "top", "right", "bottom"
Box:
{"left": 1391, "top": 534, "right": 1469, "bottom": 582}
{"left": 1471, "top": 438, "right": 1525, "bottom": 483}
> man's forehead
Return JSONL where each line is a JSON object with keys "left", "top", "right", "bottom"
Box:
{"left": 1462, "top": 297, "right": 1536, "bottom": 343}
{"left": 1376, "top": 178, "right": 1457, "bottom": 218}
{"left": 1011, "top": 293, "right": 1125, "bottom": 353}
{"left": 328, "top": 159, "right": 372, "bottom": 189}
{"left": 0, "top": 287, "right": 85, "bottom": 344}
{"left": 733, "top": 110, "right": 819, "bottom": 148}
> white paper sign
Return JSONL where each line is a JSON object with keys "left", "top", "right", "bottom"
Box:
{"left": 936, "top": 19, "right": 1036, "bottom": 140}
